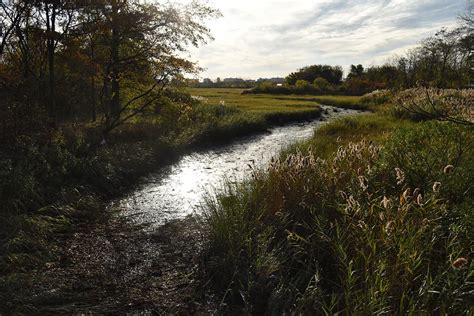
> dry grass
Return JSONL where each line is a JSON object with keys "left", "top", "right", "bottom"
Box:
{"left": 202, "top": 90, "right": 474, "bottom": 314}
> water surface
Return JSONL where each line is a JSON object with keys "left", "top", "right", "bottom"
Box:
{"left": 115, "top": 106, "right": 359, "bottom": 227}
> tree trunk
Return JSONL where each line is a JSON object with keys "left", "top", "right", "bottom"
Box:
{"left": 45, "top": 2, "right": 57, "bottom": 127}
{"left": 110, "top": 0, "right": 120, "bottom": 121}
{"left": 90, "top": 39, "right": 96, "bottom": 122}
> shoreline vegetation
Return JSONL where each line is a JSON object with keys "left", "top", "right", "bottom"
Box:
{"left": 0, "top": 89, "right": 350, "bottom": 312}
{"left": 201, "top": 88, "right": 473, "bottom": 314}
{"left": 0, "top": 88, "right": 472, "bottom": 313}
{"left": 1, "top": 1, "right": 473, "bottom": 312}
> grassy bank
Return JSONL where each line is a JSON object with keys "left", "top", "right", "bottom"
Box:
{"left": 278, "top": 95, "right": 365, "bottom": 110}
{"left": 0, "top": 88, "right": 327, "bottom": 308}
{"left": 189, "top": 87, "right": 364, "bottom": 112}
{"left": 202, "top": 89, "right": 474, "bottom": 314}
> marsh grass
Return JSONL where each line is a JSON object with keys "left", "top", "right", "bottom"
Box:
{"left": 0, "top": 89, "right": 324, "bottom": 284}
{"left": 190, "top": 87, "right": 366, "bottom": 110}
{"left": 202, "top": 101, "right": 473, "bottom": 314}
{"left": 188, "top": 88, "right": 320, "bottom": 114}
{"left": 393, "top": 88, "right": 474, "bottom": 124}
{"left": 281, "top": 113, "right": 413, "bottom": 160}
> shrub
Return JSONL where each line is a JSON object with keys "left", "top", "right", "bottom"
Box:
{"left": 313, "top": 77, "right": 330, "bottom": 90}
{"left": 393, "top": 88, "right": 474, "bottom": 124}
{"left": 295, "top": 80, "right": 311, "bottom": 89}
{"left": 372, "top": 121, "right": 474, "bottom": 204}
{"left": 360, "top": 89, "right": 393, "bottom": 106}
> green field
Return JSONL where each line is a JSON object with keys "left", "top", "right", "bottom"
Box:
{"left": 187, "top": 88, "right": 364, "bottom": 114}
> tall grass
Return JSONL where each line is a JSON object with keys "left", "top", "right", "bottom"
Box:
{"left": 173, "top": 103, "right": 267, "bottom": 145}
{"left": 392, "top": 88, "right": 474, "bottom": 124}
{"left": 202, "top": 116, "right": 473, "bottom": 314}
{"left": 0, "top": 91, "right": 322, "bottom": 278}
{"left": 188, "top": 88, "right": 323, "bottom": 114}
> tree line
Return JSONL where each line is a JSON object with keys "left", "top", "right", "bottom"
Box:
{"left": 0, "top": 0, "right": 220, "bottom": 142}
{"left": 276, "top": 7, "right": 473, "bottom": 96}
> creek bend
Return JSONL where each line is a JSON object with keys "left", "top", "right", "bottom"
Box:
{"left": 113, "top": 106, "right": 360, "bottom": 228}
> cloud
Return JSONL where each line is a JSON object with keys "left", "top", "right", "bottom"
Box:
{"left": 187, "top": 0, "right": 467, "bottom": 79}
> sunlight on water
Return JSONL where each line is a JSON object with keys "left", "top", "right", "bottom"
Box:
{"left": 113, "top": 107, "right": 360, "bottom": 228}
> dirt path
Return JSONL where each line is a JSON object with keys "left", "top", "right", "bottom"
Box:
{"left": 6, "top": 214, "right": 217, "bottom": 315}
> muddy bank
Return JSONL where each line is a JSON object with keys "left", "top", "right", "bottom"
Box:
{"left": 2, "top": 214, "right": 216, "bottom": 315}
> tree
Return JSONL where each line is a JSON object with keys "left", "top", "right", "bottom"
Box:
{"left": 0, "top": 0, "right": 27, "bottom": 56}
{"left": 286, "top": 64, "right": 343, "bottom": 85}
{"left": 313, "top": 77, "right": 329, "bottom": 89}
{"left": 295, "top": 79, "right": 310, "bottom": 89}
{"left": 347, "top": 64, "right": 364, "bottom": 79}
{"left": 86, "top": 0, "right": 220, "bottom": 137}
{"left": 0, "top": 0, "right": 220, "bottom": 140}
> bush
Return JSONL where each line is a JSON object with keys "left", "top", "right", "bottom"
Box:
{"left": 392, "top": 88, "right": 474, "bottom": 124}
{"left": 360, "top": 89, "right": 393, "bottom": 106}
{"left": 313, "top": 77, "right": 330, "bottom": 90}
{"left": 372, "top": 121, "right": 474, "bottom": 205}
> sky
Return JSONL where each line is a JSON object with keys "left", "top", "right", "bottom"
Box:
{"left": 184, "top": 0, "right": 468, "bottom": 80}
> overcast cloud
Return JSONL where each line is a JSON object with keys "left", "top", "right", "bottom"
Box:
{"left": 185, "top": 0, "right": 468, "bottom": 79}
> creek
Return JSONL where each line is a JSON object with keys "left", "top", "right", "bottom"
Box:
{"left": 113, "top": 106, "right": 360, "bottom": 228}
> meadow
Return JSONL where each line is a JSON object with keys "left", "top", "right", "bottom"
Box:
{"left": 188, "top": 88, "right": 364, "bottom": 112}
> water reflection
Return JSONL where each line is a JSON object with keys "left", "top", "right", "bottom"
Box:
{"left": 115, "top": 106, "right": 359, "bottom": 228}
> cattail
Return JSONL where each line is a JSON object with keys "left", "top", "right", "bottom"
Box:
{"left": 433, "top": 182, "right": 441, "bottom": 193}
{"left": 452, "top": 257, "right": 468, "bottom": 269}
{"left": 443, "top": 165, "right": 454, "bottom": 174}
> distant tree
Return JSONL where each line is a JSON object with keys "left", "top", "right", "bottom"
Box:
{"left": 286, "top": 64, "right": 343, "bottom": 85}
{"left": 295, "top": 79, "right": 311, "bottom": 89}
{"left": 347, "top": 64, "right": 364, "bottom": 79}
{"left": 313, "top": 77, "right": 329, "bottom": 89}
{"left": 366, "top": 65, "right": 398, "bottom": 88}
{"left": 459, "top": 1, "right": 473, "bottom": 29}
{"left": 258, "top": 81, "right": 273, "bottom": 89}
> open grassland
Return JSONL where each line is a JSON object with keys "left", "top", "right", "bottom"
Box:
{"left": 202, "top": 89, "right": 474, "bottom": 314}
{"left": 276, "top": 94, "right": 364, "bottom": 110}
{"left": 187, "top": 88, "right": 324, "bottom": 125}
{"left": 188, "top": 88, "right": 364, "bottom": 112}
{"left": 188, "top": 88, "right": 319, "bottom": 113}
